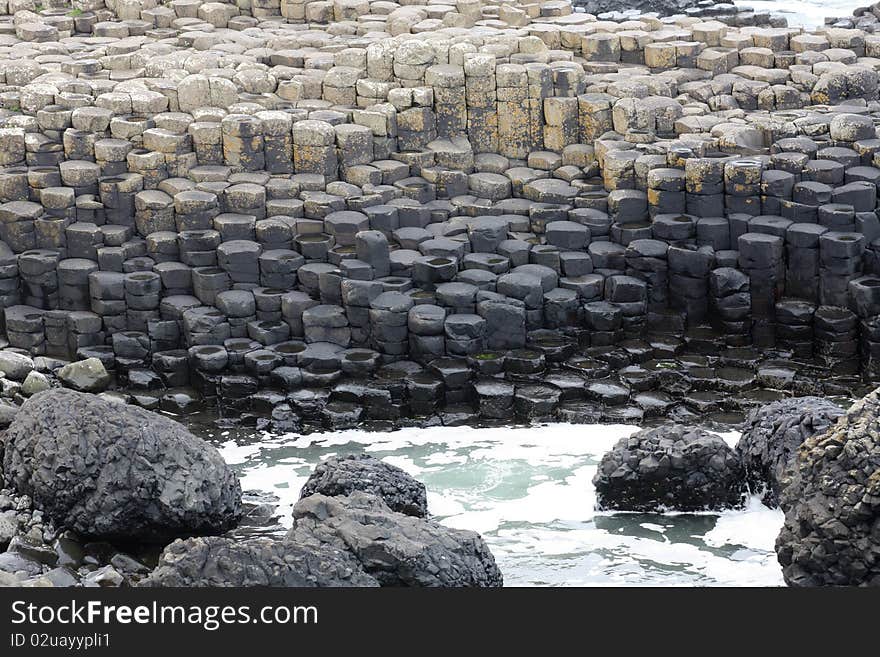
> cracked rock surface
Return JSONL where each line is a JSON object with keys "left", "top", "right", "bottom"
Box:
{"left": 2, "top": 388, "right": 242, "bottom": 542}
{"left": 141, "top": 535, "right": 379, "bottom": 587}
{"left": 593, "top": 424, "right": 747, "bottom": 511}
{"left": 299, "top": 453, "right": 428, "bottom": 517}
{"left": 776, "top": 388, "right": 880, "bottom": 586}
{"left": 737, "top": 396, "right": 844, "bottom": 506}
{"left": 288, "top": 491, "right": 503, "bottom": 587}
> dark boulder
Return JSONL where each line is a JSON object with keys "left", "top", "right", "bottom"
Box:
{"left": 594, "top": 425, "right": 747, "bottom": 512}
{"left": 737, "top": 397, "right": 844, "bottom": 506}
{"left": 2, "top": 389, "right": 241, "bottom": 542}
{"left": 299, "top": 454, "right": 428, "bottom": 517}
{"left": 776, "top": 389, "right": 880, "bottom": 586}
{"left": 288, "top": 492, "right": 503, "bottom": 587}
{"left": 140, "top": 536, "right": 378, "bottom": 587}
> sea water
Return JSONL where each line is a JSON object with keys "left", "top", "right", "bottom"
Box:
{"left": 213, "top": 423, "right": 786, "bottom": 587}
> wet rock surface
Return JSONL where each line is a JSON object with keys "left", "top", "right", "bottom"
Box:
{"left": 575, "top": 0, "right": 710, "bottom": 19}
{"left": 2, "top": 388, "right": 242, "bottom": 542}
{"left": 299, "top": 453, "right": 428, "bottom": 517}
{"left": 776, "top": 387, "right": 880, "bottom": 586}
{"left": 594, "top": 424, "right": 747, "bottom": 511}
{"left": 0, "top": 398, "right": 503, "bottom": 587}
{"left": 737, "top": 396, "right": 845, "bottom": 505}
{"left": 289, "top": 491, "right": 503, "bottom": 587}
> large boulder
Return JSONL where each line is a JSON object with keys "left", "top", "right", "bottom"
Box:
{"left": 140, "top": 536, "right": 379, "bottom": 587}
{"left": 2, "top": 389, "right": 242, "bottom": 542}
{"left": 594, "top": 425, "right": 747, "bottom": 512}
{"left": 737, "top": 397, "right": 844, "bottom": 506}
{"left": 288, "top": 492, "right": 503, "bottom": 587}
{"left": 299, "top": 454, "right": 428, "bottom": 517}
{"left": 776, "top": 389, "right": 880, "bottom": 586}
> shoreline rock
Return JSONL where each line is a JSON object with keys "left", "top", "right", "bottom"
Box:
{"left": 0, "top": 483, "right": 159, "bottom": 588}
{"left": 56, "top": 357, "right": 111, "bottom": 393}
{"left": 299, "top": 453, "right": 429, "bottom": 518}
{"left": 140, "top": 535, "right": 379, "bottom": 587}
{"left": 144, "top": 453, "right": 502, "bottom": 587}
{"left": 289, "top": 491, "right": 504, "bottom": 587}
{"left": 2, "top": 388, "right": 242, "bottom": 543}
{"left": 736, "top": 396, "right": 844, "bottom": 505}
{"left": 593, "top": 424, "right": 747, "bottom": 511}
{"left": 0, "top": 3, "right": 877, "bottom": 428}
{"left": 776, "top": 387, "right": 880, "bottom": 586}
{"left": 0, "top": 0, "right": 878, "bottom": 589}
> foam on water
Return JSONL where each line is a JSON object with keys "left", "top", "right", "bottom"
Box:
{"left": 217, "top": 422, "right": 786, "bottom": 587}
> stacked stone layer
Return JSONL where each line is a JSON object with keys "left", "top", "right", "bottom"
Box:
{"left": 0, "top": 1, "right": 880, "bottom": 422}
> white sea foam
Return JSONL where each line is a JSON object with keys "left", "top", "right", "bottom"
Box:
{"left": 704, "top": 495, "right": 785, "bottom": 553}
{"left": 715, "top": 430, "right": 741, "bottom": 449}
{"left": 217, "top": 422, "right": 785, "bottom": 586}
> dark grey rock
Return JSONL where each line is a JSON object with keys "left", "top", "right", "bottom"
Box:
{"left": 737, "top": 397, "right": 844, "bottom": 506}
{"left": 299, "top": 454, "right": 428, "bottom": 518}
{"left": 594, "top": 425, "right": 747, "bottom": 512}
{"left": 0, "top": 401, "right": 18, "bottom": 428}
{"left": 8, "top": 535, "right": 58, "bottom": 567}
{"left": 2, "top": 389, "right": 241, "bottom": 542}
{"left": 0, "top": 514, "right": 16, "bottom": 550}
{"left": 288, "top": 492, "right": 502, "bottom": 587}
{"left": 776, "top": 388, "right": 880, "bottom": 586}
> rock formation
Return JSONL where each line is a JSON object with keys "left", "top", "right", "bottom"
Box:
{"left": 737, "top": 396, "right": 844, "bottom": 505}
{"left": 2, "top": 388, "right": 242, "bottom": 542}
{"left": 776, "top": 388, "right": 880, "bottom": 586}
{"left": 0, "top": 1, "right": 875, "bottom": 430}
{"left": 141, "top": 535, "right": 379, "bottom": 587}
{"left": 594, "top": 424, "right": 746, "bottom": 511}
{"left": 289, "top": 491, "right": 503, "bottom": 587}
{"left": 299, "top": 453, "right": 429, "bottom": 517}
